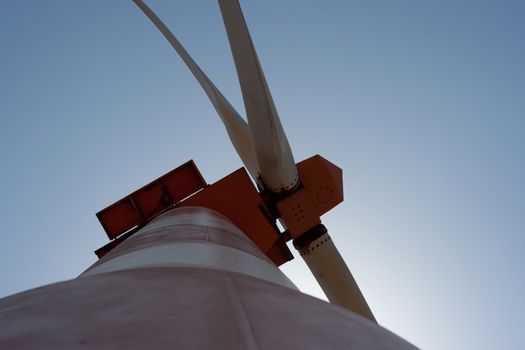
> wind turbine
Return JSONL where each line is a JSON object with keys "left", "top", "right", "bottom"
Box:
{"left": 0, "top": 1, "right": 416, "bottom": 348}
{"left": 133, "top": 0, "right": 375, "bottom": 321}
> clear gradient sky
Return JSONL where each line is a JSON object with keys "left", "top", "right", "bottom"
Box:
{"left": 1, "top": 1, "right": 524, "bottom": 349}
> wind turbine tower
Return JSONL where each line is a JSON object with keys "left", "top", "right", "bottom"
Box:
{"left": 0, "top": 1, "right": 417, "bottom": 349}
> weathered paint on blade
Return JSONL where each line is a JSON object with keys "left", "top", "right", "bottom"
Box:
{"left": 132, "top": 0, "right": 260, "bottom": 182}
{"left": 298, "top": 231, "right": 377, "bottom": 323}
{"left": 218, "top": 0, "right": 299, "bottom": 193}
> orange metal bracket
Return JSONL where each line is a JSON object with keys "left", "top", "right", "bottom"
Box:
{"left": 180, "top": 168, "right": 293, "bottom": 266}
{"left": 96, "top": 160, "right": 206, "bottom": 240}
{"left": 276, "top": 155, "right": 344, "bottom": 239}
{"left": 94, "top": 155, "right": 342, "bottom": 266}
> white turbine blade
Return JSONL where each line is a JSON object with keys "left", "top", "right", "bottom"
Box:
{"left": 295, "top": 229, "right": 377, "bottom": 323}
{"left": 218, "top": 0, "right": 299, "bottom": 193}
{"left": 132, "top": 0, "right": 260, "bottom": 181}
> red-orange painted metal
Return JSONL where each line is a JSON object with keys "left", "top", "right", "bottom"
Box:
{"left": 276, "top": 188, "right": 321, "bottom": 239}
{"left": 180, "top": 168, "right": 292, "bottom": 266}
{"left": 276, "top": 155, "right": 344, "bottom": 239}
{"left": 94, "top": 156, "right": 344, "bottom": 264}
{"left": 296, "top": 155, "right": 344, "bottom": 216}
{"left": 96, "top": 160, "right": 206, "bottom": 240}
{"left": 94, "top": 163, "right": 292, "bottom": 266}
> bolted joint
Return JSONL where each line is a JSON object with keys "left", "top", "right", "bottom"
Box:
{"left": 292, "top": 224, "right": 328, "bottom": 251}
{"left": 275, "top": 188, "right": 321, "bottom": 239}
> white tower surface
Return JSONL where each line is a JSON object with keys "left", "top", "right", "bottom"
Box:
{"left": 0, "top": 207, "right": 417, "bottom": 349}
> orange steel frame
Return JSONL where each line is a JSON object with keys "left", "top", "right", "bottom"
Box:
{"left": 95, "top": 155, "right": 344, "bottom": 266}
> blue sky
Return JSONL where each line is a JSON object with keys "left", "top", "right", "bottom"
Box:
{"left": 1, "top": 1, "right": 524, "bottom": 349}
